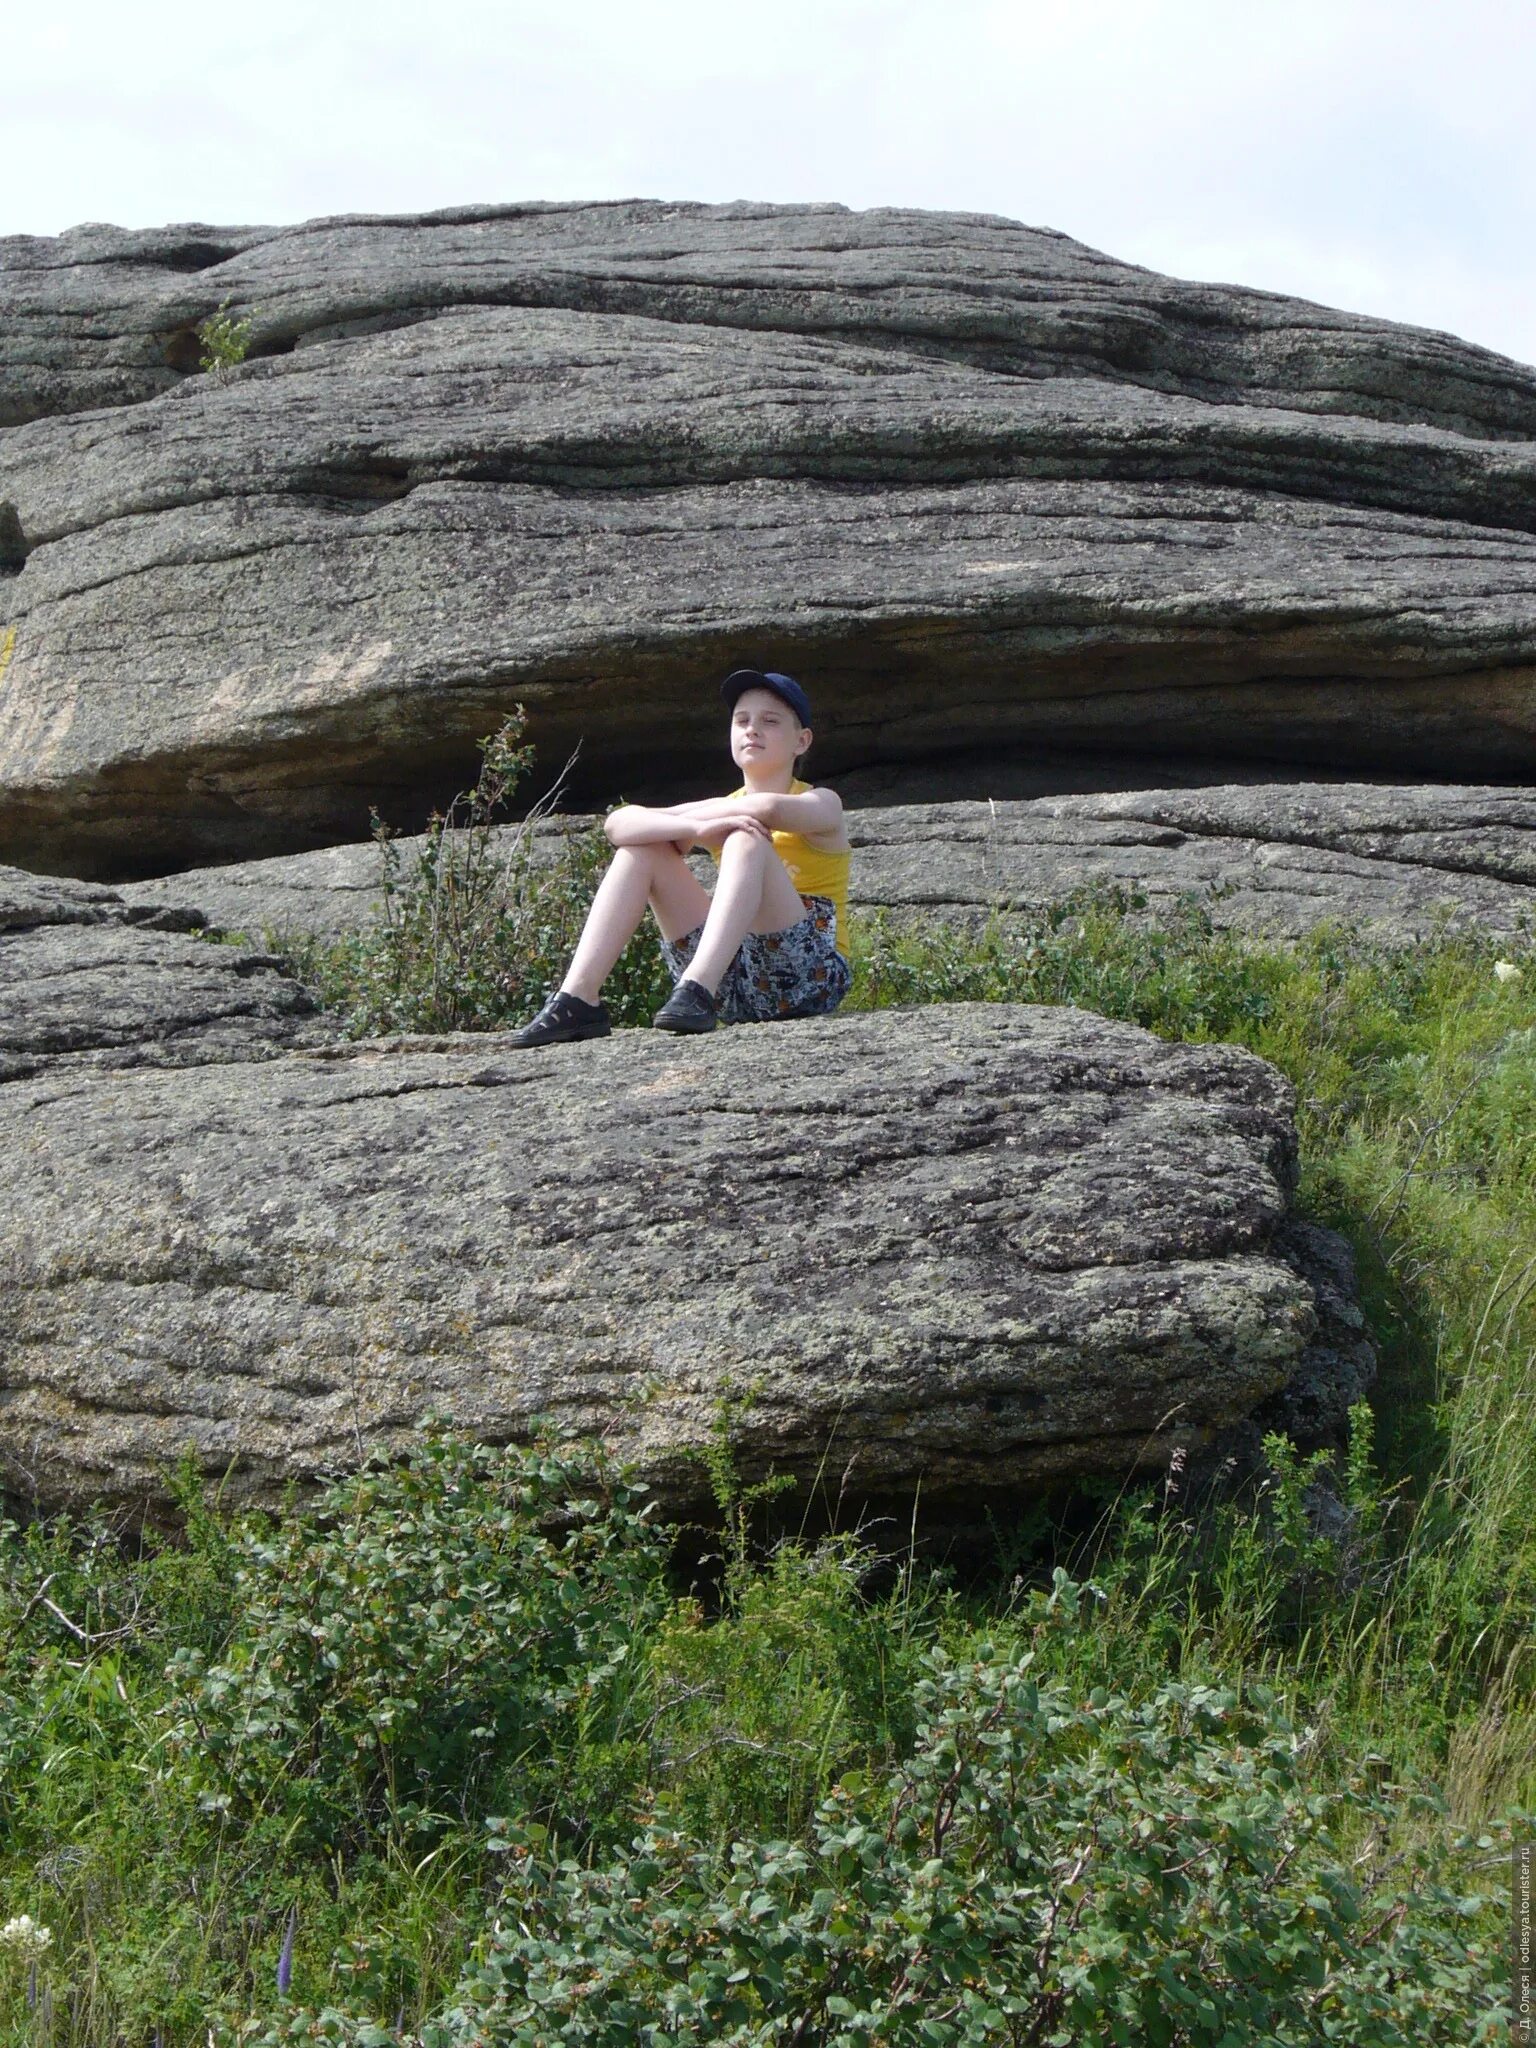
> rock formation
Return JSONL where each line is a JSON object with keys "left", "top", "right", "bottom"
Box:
{"left": 2, "top": 201, "right": 1535, "bottom": 877}
{"left": 0, "top": 865, "right": 323, "bottom": 1082}
{"left": 116, "top": 781, "right": 1536, "bottom": 949}
{"left": 850, "top": 783, "right": 1536, "bottom": 945}
{"left": 0, "top": 861, "right": 1370, "bottom": 1524}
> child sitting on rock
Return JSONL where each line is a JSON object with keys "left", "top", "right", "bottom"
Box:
{"left": 509, "top": 668, "right": 852, "bottom": 1045}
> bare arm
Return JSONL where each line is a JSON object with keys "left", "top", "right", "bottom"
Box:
{"left": 668, "top": 789, "right": 846, "bottom": 837}
{"left": 603, "top": 803, "right": 768, "bottom": 850}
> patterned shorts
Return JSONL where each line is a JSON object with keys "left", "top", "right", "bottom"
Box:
{"left": 659, "top": 895, "right": 852, "bottom": 1025}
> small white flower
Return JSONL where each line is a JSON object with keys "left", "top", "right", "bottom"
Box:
{"left": 1494, "top": 960, "right": 1524, "bottom": 983}
{"left": 0, "top": 1915, "right": 52, "bottom": 1959}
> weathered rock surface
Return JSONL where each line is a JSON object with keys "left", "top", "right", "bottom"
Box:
{"left": 0, "top": 863, "right": 324, "bottom": 1081}
{"left": 852, "top": 783, "right": 1536, "bottom": 945}
{"left": 115, "top": 818, "right": 591, "bottom": 941}
{"left": 0, "top": 849, "right": 1374, "bottom": 1521}
{"left": 116, "top": 782, "right": 1536, "bottom": 948}
{"left": 3, "top": 201, "right": 1536, "bottom": 876}
{"left": 0, "top": 987, "right": 1369, "bottom": 1522}
{"left": 6, "top": 202, "right": 1535, "bottom": 435}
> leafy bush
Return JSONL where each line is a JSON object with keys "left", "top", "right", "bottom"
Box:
{"left": 165, "top": 1432, "right": 669, "bottom": 1851}
{"left": 251, "top": 1576, "right": 1508, "bottom": 2048}
{"left": 1, "top": 1448, "right": 1519, "bottom": 2044}
{"left": 288, "top": 711, "right": 671, "bottom": 1034}
{"left": 198, "top": 300, "right": 256, "bottom": 374}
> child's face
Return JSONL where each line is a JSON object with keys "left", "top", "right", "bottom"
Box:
{"left": 729, "top": 687, "right": 811, "bottom": 781}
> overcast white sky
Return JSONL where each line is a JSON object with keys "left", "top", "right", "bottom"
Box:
{"left": 9, "top": 0, "right": 1535, "bottom": 367}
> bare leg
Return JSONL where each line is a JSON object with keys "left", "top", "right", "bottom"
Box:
{"left": 560, "top": 843, "right": 712, "bottom": 1004}
{"left": 684, "top": 830, "right": 806, "bottom": 996}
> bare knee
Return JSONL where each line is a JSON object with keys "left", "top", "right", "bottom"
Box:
{"left": 717, "top": 829, "right": 769, "bottom": 865}
{"left": 610, "top": 838, "right": 693, "bottom": 904}
{"left": 612, "top": 840, "right": 674, "bottom": 872}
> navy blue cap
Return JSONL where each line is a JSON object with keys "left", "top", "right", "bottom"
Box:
{"left": 720, "top": 667, "right": 812, "bottom": 727}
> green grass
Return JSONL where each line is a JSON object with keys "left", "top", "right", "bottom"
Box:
{"left": 5, "top": 857, "right": 1534, "bottom": 2040}
{"left": 848, "top": 890, "right": 1536, "bottom": 1807}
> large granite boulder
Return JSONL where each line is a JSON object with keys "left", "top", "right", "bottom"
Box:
{"left": 2, "top": 201, "right": 1535, "bottom": 877}
{"left": 117, "top": 781, "right": 1536, "bottom": 949}
{"left": 0, "top": 854, "right": 1371, "bottom": 1522}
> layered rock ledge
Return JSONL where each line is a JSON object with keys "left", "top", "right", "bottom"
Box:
{"left": 3, "top": 201, "right": 1535, "bottom": 876}
{"left": 0, "top": 864, "right": 323, "bottom": 1082}
{"left": 852, "top": 782, "right": 1536, "bottom": 945}
{"left": 116, "top": 781, "right": 1536, "bottom": 949}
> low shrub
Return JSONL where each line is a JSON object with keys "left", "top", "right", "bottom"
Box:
{"left": 287, "top": 711, "right": 670, "bottom": 1034}
{"left": 248, "top": 1576, "right": 1509, "bottom": 2048}
{"left": 164, "top": 1432, "right": 669, "bottom": 1853}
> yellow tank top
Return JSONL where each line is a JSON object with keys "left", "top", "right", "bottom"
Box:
{"left": 709, "top": 777, "right": 851, "bottom": 948}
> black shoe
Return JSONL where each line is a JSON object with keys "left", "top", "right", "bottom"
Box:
{"left": 652, "top": 978, "right": 719, "bottom": 1033}
{"left": 506, "top": 989, "right": 611, "bottom": 1048}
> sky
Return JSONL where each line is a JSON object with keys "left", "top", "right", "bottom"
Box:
{"left": 9, "top": 0, "right": 1535, "bottom": 368}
